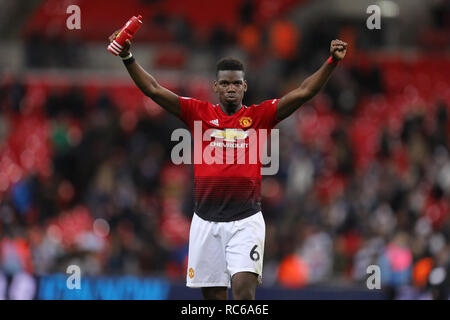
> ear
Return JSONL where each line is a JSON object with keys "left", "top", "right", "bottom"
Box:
{"left": 213, "top": 80, "right": 218, "bottom": 93}
{"left": 244, "top": 80, "right": 248, "bottom": 92}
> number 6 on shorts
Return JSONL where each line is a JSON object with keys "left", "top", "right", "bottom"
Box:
{"left": 250, "top": 245, "right": 260, "bottom": 261}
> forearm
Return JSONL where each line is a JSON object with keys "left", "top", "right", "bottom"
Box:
{"left": 108, "top": 31, "right": 180, "bottom": 116}
{"left": 277, "top": 59, "right": 337, "bottom": 120}
{"left": 124, "top": 59, "right": 160, "bottom": 97}
{"left": 277, "top": 40, "right": 347, "bottom": 121}
{"left": 121, "top": 55, "right": 180, "bottom": 116}
{"left": 298, "top": 59, "right": 337, "bottom": 98}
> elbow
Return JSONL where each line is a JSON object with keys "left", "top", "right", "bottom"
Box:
{"left": 143, "top": 84, "right": 159, "bottom": 98}
{"left": 144, "top": 89, "right": 155, "bottom": 98}
{"left": 297, "top": 88, "right": 317, "bottom": 101}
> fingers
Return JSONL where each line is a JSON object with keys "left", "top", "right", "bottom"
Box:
{"left": 124, "top": 39, "right": 131, "bottom": 51}
{"left": 331, "top": 39, "right": 347, "bottom": 46}
{"left": 332, "top": 46, "right": 346, "bottom": 53}
{"left": 330, "top": 39, "right": 347, "bottom": 60}
{"left": 331, "top": 39, "right": 348, "bottom": 51}
{"left": 108, "top": 29, "right": 132, "bottom": 57}
{"left": 118, "top": 39, "right": 132, "bottom": 57}
{"left": 120, "top": 40, "right": 131, "bottom": 55}
{"left": 332, "top": 44, "right": 346, "bottom": 51}
{"left": 108, "top": 29, "right": 120, "bottom": 43}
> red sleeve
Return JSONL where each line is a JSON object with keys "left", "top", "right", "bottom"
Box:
{"left": 257, "top": 99, "right": 281, "bottom": 129}
{"left": 179, "top": 96, "right": 202, "bottom": 128}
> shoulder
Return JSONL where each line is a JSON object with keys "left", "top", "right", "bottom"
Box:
{"left": 180, "top": 96, "right": 213, "bottom": 108}
{"left": 180, "top": 96, "right": 203, "bottom": 104}
{"left": 245, "top": 99, "right": 280, "bottom": 128}
{"left": 179, "top": 97, "right": 215, "bottom": 122}
{"left": 246, "top": 99, "right": 279, "bottom": 114}
{"left": 248, "top": 99, "right": 279, "bottom": 109}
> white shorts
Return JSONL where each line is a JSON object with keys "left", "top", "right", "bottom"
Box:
{"left": 186, "top": 212, "right": 265, "bottom": 288}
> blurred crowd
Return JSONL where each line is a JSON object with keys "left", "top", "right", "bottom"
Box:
{"left": 1, "top": 0, "right": 450, "bottom": 300}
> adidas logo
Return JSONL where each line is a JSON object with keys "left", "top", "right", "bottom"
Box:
{"left": 210, "top": 119, "right": 219, "bottom": 126}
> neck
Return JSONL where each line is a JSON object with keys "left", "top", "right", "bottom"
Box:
{"left": 220, "top": 101, "right": 242, "bottom": 116}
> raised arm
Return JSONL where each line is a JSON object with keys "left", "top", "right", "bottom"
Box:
{"left": 108, "top": 30, "right": 181, "bottom": 117}
{"left": 276, "top": 39, "right": 348, "bottom": 121}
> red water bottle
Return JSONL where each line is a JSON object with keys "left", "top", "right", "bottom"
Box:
{"left": 108, "top": 15, "right": 143, "bottom": 56}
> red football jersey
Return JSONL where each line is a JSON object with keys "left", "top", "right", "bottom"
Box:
{"left": 179, "top": 96, "right": 280, "bottom": 221}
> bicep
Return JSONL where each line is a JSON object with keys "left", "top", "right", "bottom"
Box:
{"left": 277, "top": 88, "right": 313, "bottom": 121}
{"left": 125, "top": 62, "right": 181, "bottom": 117}
{"left": 149, "top": 84, "right": 181, "bottom": 117}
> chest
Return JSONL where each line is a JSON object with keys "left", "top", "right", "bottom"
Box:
{"left": 199, "top": 106, "right": 259, "bottom": 131}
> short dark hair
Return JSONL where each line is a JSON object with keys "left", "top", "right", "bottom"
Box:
{"left": 216, "top": 57, "right": 244, "bottom": 76}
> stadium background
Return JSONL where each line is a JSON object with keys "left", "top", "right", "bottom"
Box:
{"left": 0, "top": 0, "right": 449, "bottom": 300}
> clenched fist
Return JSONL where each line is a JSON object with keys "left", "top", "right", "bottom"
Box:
{"left": 330, "top": 39, "right": 348, "bottom": 61}
{"left": 108, "top": 29, "right": 132, "bottom": 57}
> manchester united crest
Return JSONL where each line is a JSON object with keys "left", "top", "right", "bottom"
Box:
{"left": 239, "top": 116, "right": 252, "bottom": 128}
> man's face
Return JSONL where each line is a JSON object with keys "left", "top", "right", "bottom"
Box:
{"left": 214, "top": 70, "right": 247, "bottom": 106}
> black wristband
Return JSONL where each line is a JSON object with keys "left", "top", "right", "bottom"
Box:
{"left": 122, "top": 56, "right": 135, "bottom": 65}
